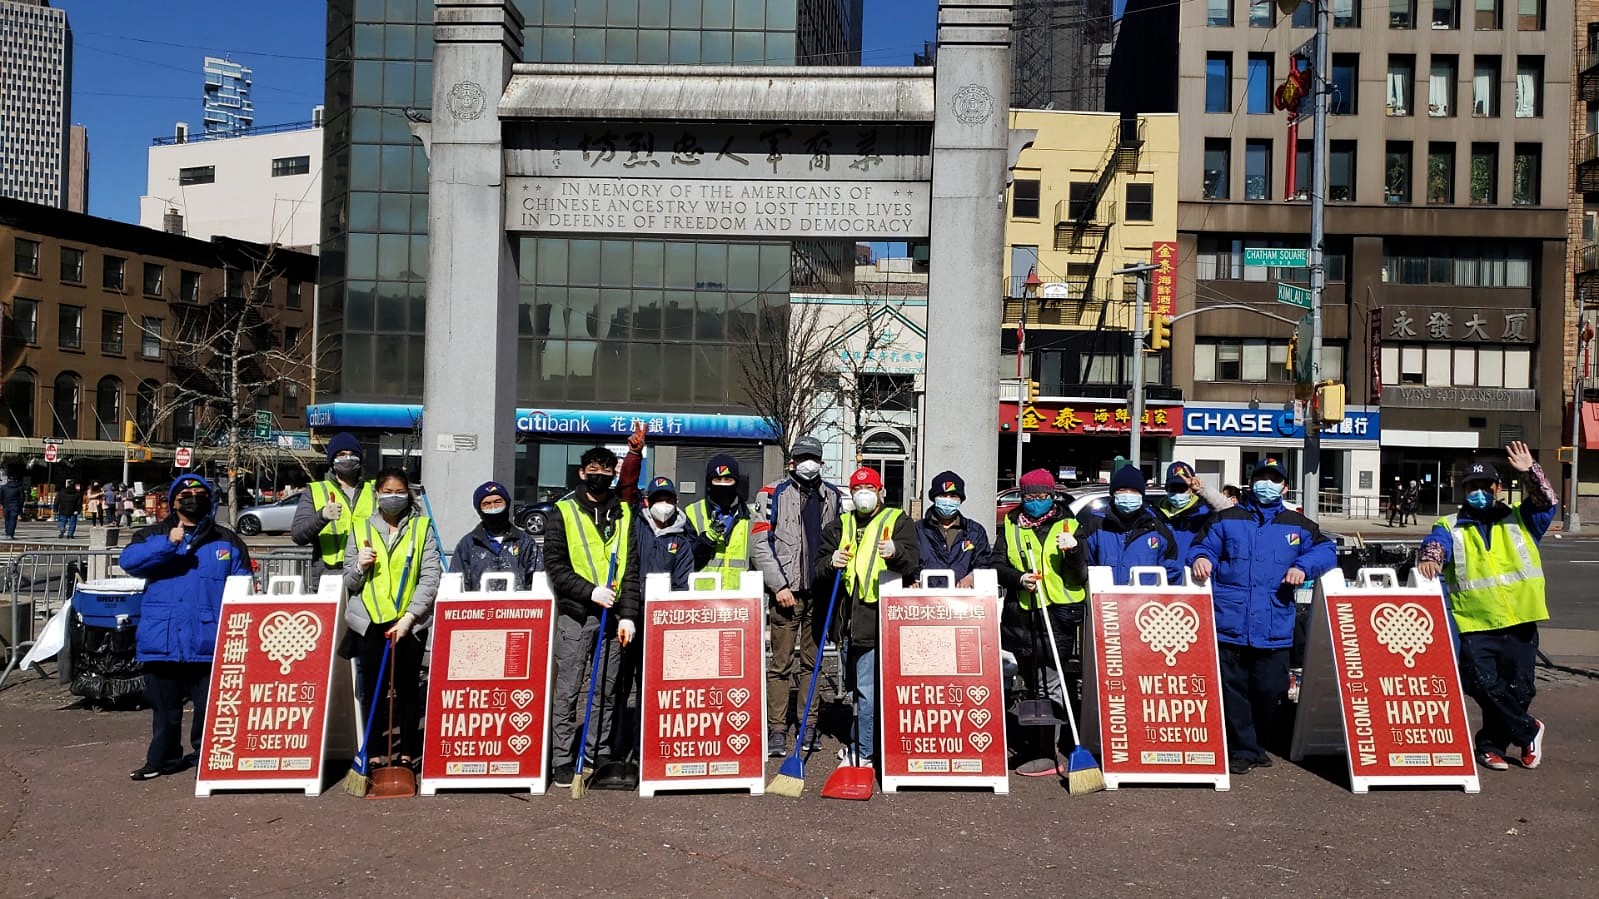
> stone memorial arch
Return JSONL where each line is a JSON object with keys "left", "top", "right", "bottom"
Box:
{"left": 419, "top": 0, "right": 1012, "bottom": 540}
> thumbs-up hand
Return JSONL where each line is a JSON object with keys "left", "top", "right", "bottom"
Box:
{"left": 358, "top": 541, "right": 376, "bottom": 569}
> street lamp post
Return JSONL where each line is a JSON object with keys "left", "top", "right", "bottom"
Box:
{"left": 1114, "top": 261, "right": 1161, "bottom": 471}
{"left": 1015, "top": 267, "right": 1042, "bottom": 486}
{"left": 1300, "top": 0, "right": 1331, "bottom": 521}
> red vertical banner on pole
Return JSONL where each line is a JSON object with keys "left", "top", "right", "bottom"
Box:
{"left": 877, "top": 570, "right": 1008, "bottom": 794}
{"left": 639, "top": 572, "right": 767, "bottom": 797}
{"left": 1291, "top": 570, "right": 1480, "bottom": 794}
{"left": 1080, "top": 567, "right": 1230, "bottom": 790}
{"left": 1150, "top": 241, "right": 1178, "bottom": 317}
{"left": 420, "top": 572, "right": 557, "bottom": 795}
{"left": 1370, "top": 307, "right": 1384, "bottom": 405}
{"left": 196, "top": 577, "right": 341, "bottom": 798}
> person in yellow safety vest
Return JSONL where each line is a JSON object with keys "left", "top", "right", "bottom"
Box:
{"left": 686, "top": 454, "right": 756, "bottom": 589}
{"left": 292, "top": 432, "right": 375, "bottom": 589}
{"left": 993, "top": 468, "right": 1089, "bottom": 777}
{"left": 814, "top": 467, "right": 920, "bottom": 766}
{"left": 1416, "top": 441, "right": 1555, "bottom": 772}
{"left": 340, "top": 466, "right": 441, "bottom": 770}
{"left": 542, "top": 446, "right": 643, "bottom": 790}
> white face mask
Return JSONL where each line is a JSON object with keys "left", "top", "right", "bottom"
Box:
{"left": 650, "top": 501, "right": 676, "bottom": 524}
{"left": 794, "top": 459, "right": 822, "bottom": 480}
{"left": 852, "top": 489, "right": 879, "bottom": 513}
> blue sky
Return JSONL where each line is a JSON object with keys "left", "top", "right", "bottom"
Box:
{"left": 62, "top": 0, "right": 1122, "bottom": 224}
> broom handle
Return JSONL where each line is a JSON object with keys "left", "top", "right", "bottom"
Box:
{"left": 575, "top": 552, "right": 619, "bottom": 773}
{"left": 1027, "top": 547, "right": 1084, "bottom": 747}
{"left": 793, "top": 569, "right": 843, "bottom": 753}
{"left": 355, "top": 637, "right": 392, "bottom": 775}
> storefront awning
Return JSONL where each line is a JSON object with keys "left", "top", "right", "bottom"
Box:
{"left": 1582, "top": 403, "right": 1599, "bottom": 450}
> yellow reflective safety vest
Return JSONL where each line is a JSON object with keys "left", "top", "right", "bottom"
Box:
{"left": 685, "top": 500, "right": 750, "bottom": 589}
{"left": 1437, "top": 509, "right": 1549, "bottom": 633}
{"left": 840, "top": 508, "right": 904, "bottom": 604}
{"left": 308, "top": 479, "right": 376, "bottom": 567}
{"left": 1004, "top": 514, "right": 1086, "bottom": 610}
{"left": 360, "top": 515, "right": 429, "bottom": 625}
{"left": 558, "top": 498, "right": 632, "bottom": 589}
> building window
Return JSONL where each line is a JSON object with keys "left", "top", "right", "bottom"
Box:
{"left": 1292, "top": 1, "right": 1313, "bottom": 26}
{"left": 142, "top": 262, "right": 164, "bottom": 296}
{"left": 1125, "top": 183, "right": 1154, "bottom": 221}
{"left": 102, "top": 255, "right": 126, "bottom": 292}
{"left": 58, "top": 305, "right": 82, "bottom": 350}
{"left": 1427, "top": 143, "right": 1455, "bottom": 204}
{"left": 1330, "top": 141, "right": 1357, "bottom": 201}
{"left": 1472, "top": 56, "right": 1499, "bottom": 116}
{"left": 1434, "top": 0, "right": 1459, "bottom": 27}
{"left": 13, "top": 237, "right": 38, "bottom": 276}
{"left": 1391, "top": 0, "right": 1415, "bottom": 27}
{"left": 1246, "top": 55, "right": 1273, "bottom": 114}
{"left": 52, "top": 372, "right": 80, "bottom": 439}
{"left": 95, "top": 377, "right": 122, "bottom": 441}
{"left": 1385, "top": 142, "right": 1413, "bottom": 203}
{"left": 1205, "top": 53, "right": 1232, "bottom": 112}
{"left": 1067, "top": 182, "right": 1097, "bottom": 218}
{"left": 1517, "top": 0, "right": 1542, "bottom": 29}
{"left": 1474, "top": 0, "right": 1500, "bottom": 30}
{"left": 3, "top": 369, "right": 35, "bottom": 437}
{"left": 1331, "top": 56, "right": 1358, "bottom": 114}
{"left": 1249, "top": 0, "right": 1273, "bottom": 26}
{"left": 287, "top": 280, "right": 303, "bottom": 309}
{"left": 1387, "top": 56, "right": 1414, "bottom": 115}
{"left": 6, "top": 297, "right": 38, "bottom": 343}
{"left": 271, "top": 155, "right": 311, "bottom": 177}
{"left": 1470, "top": 143, "right": 1497, "bottom": 204}
{"left": 1381, "top": 241, "right": 1531, "bottom": 286}
{"left": 1012, "top": 179, "right": 1040, "bottom": 218}
{"left": 1513, "top": 57, "right": 1541, "bottom": 117}
{"left": 180, "top": 269, "right": 201, "bottom": 302}
{"left": 1429, "top": 56, "right": 1457, "bottom": 116}
{"left": 141, "top": 317, "right": 162, "bottom": 360}
{"left": 60, "top": 246, "right": 83, "bottom": 283}
{"left": 178, "top": 165, "right": 215, "bottom": 186}
{"left": 1512, "top": 144, "right": 1539, "bottom": 205}
{"left": 1383, "top": 345, "right": 1530, "bottom": 388}
{"left": 101, "top": 310, "right": 125, "bottom": 355}
{"left": 1244, "top": 139, "right": 1272, "bottom": 200}
{"left": 225, "top": 267, "right": 245, "bottom": 298}
{"left": 1293, "top": 139, "right": 1311, "bottom": 199}
{"left": 1334, "top": 0, "right": 1359, "bottom": 26}
{"left": 1208, "top": 0, "right": 1232, "bottom": 26}
{"left": 1203, "top": 138, "right": 1231, "bottom": 199}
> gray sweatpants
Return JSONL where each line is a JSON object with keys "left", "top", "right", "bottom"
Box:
{"left": 550, "top": 613, "right": 623, "bottom": 768}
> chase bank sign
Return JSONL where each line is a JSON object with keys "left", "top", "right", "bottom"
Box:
{"left": 1182, "top": 406, "right": 1379, "bottom": 442}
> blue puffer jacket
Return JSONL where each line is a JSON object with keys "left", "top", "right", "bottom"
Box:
{"left": 454, "top": 524, "right": 544, "bottom": 591}
{"left": 1186, "top": 500, "right": 1336, "bottom": 649}
{"left": 637, "top": 509, "right": 696, "bottom": 591}
{"left": 119, "top": 476, "right": 253, "bottom": 664}
{"left": 915, "top": 510, "right": 992, "bottom": 585}
{"left": 1158, "top": 496, "right": 1215, "bottom": 565}
{"left": 1074, "top": 505, "right": 1183, "bottom": 586}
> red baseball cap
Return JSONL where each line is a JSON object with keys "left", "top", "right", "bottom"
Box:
{"left": 848, "top": 467, "right": 883, "bottom": 490}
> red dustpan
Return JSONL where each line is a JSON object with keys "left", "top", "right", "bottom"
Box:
{"left": 822, "top": 763, "right": 875, "bottom": 801}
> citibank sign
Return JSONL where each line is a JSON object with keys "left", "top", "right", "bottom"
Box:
{"left": 517, "top": 410, "right": 594, "bottom": 433}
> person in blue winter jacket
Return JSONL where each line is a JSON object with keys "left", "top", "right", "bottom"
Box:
{"left": 1075, "top": 464, "right": 1184, "bottom": 586}
{"left": 118, "top": 474, "right": 252, "bottom": 781}
{"left": 1156, "top": 461, "right": 1226, "bottom": 565}
{"left": 1188, "top": 457, "right": 1335, "bottom": 774}
{"left": 636, "top": 476, "right": 697, "bottom": 592}
{"left": 914, "top": 470, "right": 992, "bottom": 588}
{"left": 454, "top": 480, "right": 543, "bottom": 590}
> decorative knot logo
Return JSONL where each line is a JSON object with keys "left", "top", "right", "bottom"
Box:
{"left": 258, "top": 611, "right": 323, "bottom": 675}
{"left": 1370, "top": 602, "right": 1434, "bottom": 668}
{"left": 952, "top": 84, "right": 995, "bottom": 125}
{"left": 1134, "top": 601, "right": 1201, "bottom": 666}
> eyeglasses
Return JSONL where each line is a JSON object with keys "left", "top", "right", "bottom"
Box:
{"left": 1021, "top": 492, "right": 1054, "bottom": 501}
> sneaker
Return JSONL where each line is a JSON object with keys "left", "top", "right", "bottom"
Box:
{"left": 550, "top": 764, "right": 575, "bottom": 787}
{"left": 129, "top": 764, "right": 165, "bottom": 781}
{"left": 1016, "top": 757, "right": 1062, "bottom": 777}
{"left": 1520, "top": 720, "right": 1545, "bottom": 769}
{"left": 1228, "top": 756, "right": 1255, "bottom": 775}
{"left": 801, "top": 729, "right": 822, "bottom": 753}
{"left": 1477, "top": 750, "right": 1510, "bottom": 771}
{"left": 836, "top": 747, "right": 870, "bottom": 766}
{"left": 1253, "top": 754, "right": 1274, "bottom": 769}
{"left": 767, "top": 729, "right": 788, "bottom": 757}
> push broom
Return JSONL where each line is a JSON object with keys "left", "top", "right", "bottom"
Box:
{"left": 572, "top": 552, "right": 618, "bottom": 799}
{"left": 1027, "top": 548, "right": 1104, "bottom": 795}
{"left": 767, "top": 569, "right": 843, "bottom": 798}
{"left": 342, "top": 636, "right": 391, "bottom": 797}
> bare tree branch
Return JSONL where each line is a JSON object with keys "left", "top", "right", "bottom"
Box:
{"left": 733, "top": 296, "right": 847, "bottom": 454}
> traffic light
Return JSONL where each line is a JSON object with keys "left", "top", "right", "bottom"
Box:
{"left": 123, "top": 419, "right": 136, "bottom": 443}
{"left": 1150, "top": 314, "right": 1172, "bottom": 351}
{"left": 1316, "top": 382, "right": 1346, "bottom": 422}
{"left": 1027, "top": 379, "right": 1040, "bottom": 401}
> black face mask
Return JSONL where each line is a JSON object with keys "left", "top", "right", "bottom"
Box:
{"left": 707, "top": 483, "right": 739, "bottom": 509}
{"left": 176, "top": 494, "right": 211, "bottom": 520}
{"left": 583, "top": 473, "right": 613, "bottom": 496}
{"left": 332, "top": 457, "right": 363, "bottom": 480}
{"left": 480, "top": 509, "right": 512, "bottom": 532}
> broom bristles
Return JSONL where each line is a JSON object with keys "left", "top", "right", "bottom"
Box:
{"left": 342, "top": 769, "right": 370, "bottom": 797}
{"left": 570, "top": 771, "right": 587, "bottom": 799}
{"left": 1066, "top": 749, "right": 1106, "bottom": 795}
{"left": 766, "top": 772, "right": 805, "bottom": 797}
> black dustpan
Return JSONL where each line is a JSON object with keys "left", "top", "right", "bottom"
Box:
{"left": 588, "top": 760, "right": 639, "bottom": 791}
{"left": 1018, "top": 696, "right": 1064, "bottom": 727}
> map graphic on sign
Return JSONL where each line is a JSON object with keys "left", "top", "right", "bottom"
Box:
{"left": 898, "top": 626, "right": 982, "bottom": 676}
{"left": 257, "top": 611, "right": 323, "bottom": 675}
{"left": 447, "top": 629, "right": 533, "bottom": 680}
{"left": 661, "top": 628, "right": 743, "bottom": 680}
{"left": 1134, "top": 601, "right": 1201, "bottom": 666}
{"left": 1370, "top": 602, "right": 1434, "bottom": 668}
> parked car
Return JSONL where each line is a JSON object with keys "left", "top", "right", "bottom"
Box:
{"left": 234, "top": 495, "right": 301, "bottom": 536}
{"left": 516, "top": 492, "right": 571, "bottom": 537}
{"left": 994, "top": 482, "right": 1107, "bottom": 525}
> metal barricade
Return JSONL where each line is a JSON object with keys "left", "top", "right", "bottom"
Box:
{"left": 251, "top": 548, "right": 316, "bottom": 593}
{"left": 1, "top": 548, "right": 127, "bottom": 688}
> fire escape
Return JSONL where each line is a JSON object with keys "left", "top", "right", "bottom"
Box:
{"left": 1577, "top": 48, "right": 1599, "bottom": 309}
